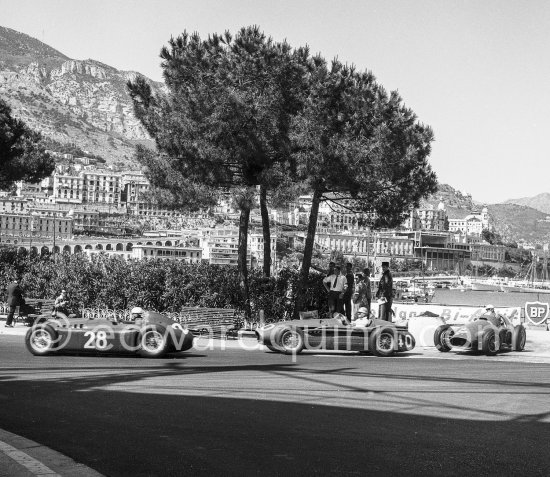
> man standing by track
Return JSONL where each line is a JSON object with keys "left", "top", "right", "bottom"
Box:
{"left": 5, "top": 279, "right": 23, "bottom": 328}
{"left": 376, "top": 262, "right": 394, "bottom": 322}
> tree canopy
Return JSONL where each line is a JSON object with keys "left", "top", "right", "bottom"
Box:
{"left": 128, "top": 26, "right": 438, "bottom": 316}
{"left": 290, "top": 59, "right": 437, "bottom": 314}
{"left": 128, "top": 26, "right": 311, "bottom": 317}
{"left": 0, "top": 97, "right": 55, "bottom": 190}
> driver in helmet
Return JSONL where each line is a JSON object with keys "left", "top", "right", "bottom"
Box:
{"left": 482, "top": 304, "right": 503, "bottom": 327}
{"left": 130, "top": 306, "right": 145, "bottom": 322}
{"left": 353, "top": 307, "right": 372, "bottom": 327}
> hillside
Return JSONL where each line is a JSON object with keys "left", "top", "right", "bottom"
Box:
{"left": 0, "top": 25, "right": 158, "bottom": 167}
{"left": 423, "top": 183, "right": 476, "bottom": 210}
{"left": 488, "top": 203, "right": 550, "bottom": 244}
{"left": 505, "top": 192, "right": 550, "bottom": 215}
{"left": 423, "top": 184, "right": 550, "bottom": 244}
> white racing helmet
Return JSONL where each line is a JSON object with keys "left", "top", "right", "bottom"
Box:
{"left": 131, "top": 306, "right": 144, "bottom": 315}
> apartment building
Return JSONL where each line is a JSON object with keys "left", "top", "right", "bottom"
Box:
{"left": 0, "top": 198, "right": 28, "bottom": 214}
{"left": 53, "top": 173, "right": 86, "bottom": 204}
{"left": 447, "top": 206, "right": 490, "bottom": 236}
{"left": 131, "top": 245, "right": 203, "bottom": 263}
{"left": 83, "top": 170, "right": 121, "bottom": 205}
{"left": 120, "top": 171, "right": 150, "bottom": 214}
{"left": 0, "top": 212, "right": 73, "bottom": 240}
{"left": 403, "top": 202, "right": 447, "bottom": 231}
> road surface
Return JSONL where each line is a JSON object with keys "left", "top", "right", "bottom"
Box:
{"left": 0, "top": 334, "right": 549, "bottom": 476}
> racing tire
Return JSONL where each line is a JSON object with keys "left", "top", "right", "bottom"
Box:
{"left": 434, "top": 324, "right": 454, "bottom": 352}
{"left": 512, "top": 325, "right": 526, "bottom": 351}
{"left": 25, "top": 324, "right": 58, "bottom": 356}
{"left": 401, "top": 333, "right": 416, "bottom": 352}
{"left": 482, "top": 329, "right": 499, "bottom": 356}
{"left": 368, "top": 327, "right": 398, "bottom": 357}
{"left": 138, "top": 325, "right": 169, "bottom": 358}
{"left": 264, "top": 344, "right": 280, "bottom": 353}
{"left": 277, "top": 327, "right": 305, "bottom": 355}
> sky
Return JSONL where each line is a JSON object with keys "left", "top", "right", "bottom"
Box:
{"left": 1, "top": 0, "right": 549, "bottom": 204}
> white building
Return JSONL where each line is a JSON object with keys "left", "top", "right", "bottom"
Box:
{"left": 131, "top": 244, "right": 202, "bottom": 263}
{"left": 447, "top": 206, "right": 490, "bottom": 236}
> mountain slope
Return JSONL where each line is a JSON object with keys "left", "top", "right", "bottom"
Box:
{"left": 505, "top": 193, "right": 550, "bottom": 215}
{"left": 488, "top": 203, "right": 550, "bottom": 243}
{"left": 422, "top": 183, "right": 476, "bottom": 209}
{"left": 424, "top": 184, "right": 550, "bottom": 244}
{"left": 0, "top": 25, "right": 157, "bottom": 166}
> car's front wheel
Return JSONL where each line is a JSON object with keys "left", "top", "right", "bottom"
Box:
{"left": 512, "top": 325, "right": 526, "bottom": 351}
{"left": 434, "top": 324, "right": 454, "bottom": 352}
{"left": 277, "top": 328, "right": 304, "bottom": 355}
{"left": 25, "top": 325, "right": 58, "bottom": 356}
{"left": 138, "top": 325, "right": 168, "bottom": 358}
{"left": 369, "top": 327, "right": 397, "bottom": 357}
{"left": 482, "top": 329, "right": 499, "bottom": 356}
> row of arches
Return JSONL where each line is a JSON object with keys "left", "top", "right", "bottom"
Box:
{"left": 7, "top": 239, "right": 179, "bottom": 255}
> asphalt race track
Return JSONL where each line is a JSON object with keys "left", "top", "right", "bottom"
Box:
{"left": 1, "top": 334, "right": 549, "bottom": 476}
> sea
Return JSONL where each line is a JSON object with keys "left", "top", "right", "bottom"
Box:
{"left": 429, "top": 289, "right": 550, "bottom": 309}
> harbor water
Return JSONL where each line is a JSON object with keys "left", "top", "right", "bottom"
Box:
{"left": 428, "top": 288, "right": 550, "bottom": 308}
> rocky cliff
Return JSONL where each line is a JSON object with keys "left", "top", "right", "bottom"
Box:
{"left": 0, "top": 25, "right": 158, "bottom": 166}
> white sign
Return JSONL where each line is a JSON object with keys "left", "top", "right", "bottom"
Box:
{"left": 524, "top": 301, "right": 549, "bottom": 325}
{"left": 386, "top": 303, "right": 522, "bottom": 325}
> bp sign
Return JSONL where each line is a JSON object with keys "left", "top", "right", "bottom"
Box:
{"left": 524, "top": 301, "right": 550, "bottom": 325}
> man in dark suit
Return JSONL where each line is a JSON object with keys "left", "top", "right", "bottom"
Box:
{"left": 5, "top": 279, "right": 23, "bottom": 327}
{"left": 343, "top": 263, "right": 355, "bottom": 323}
{"left": 376, "top": 262, "right": 394, "bottom": 321}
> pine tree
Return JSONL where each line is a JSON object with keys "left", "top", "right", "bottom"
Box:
{"left": 291, "top": 59, "right": 437, "bottom": 316}
{"left": 0, "top": 98, "right": 55, "bottom": 190}
{"left": 128, "top": 27, "right": 309, "bottom": 317}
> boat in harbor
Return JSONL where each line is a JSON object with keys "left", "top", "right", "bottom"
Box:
{"left": 518, "top": 284, "right": 550, "bottom": 294}
{"left": 470, "top": 278, "right": 505, "bottom": 292}
{"left": 395, "top": 279, "right": 436, "bottom": 302}
{"left": 508, "top": 252, "right": 550, "bottom": 294}
{"left": 500, "top": 282, "right": 524, "bottom": 293}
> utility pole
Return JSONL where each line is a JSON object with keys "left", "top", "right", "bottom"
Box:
{"left": 53, "top": 212, "right": 56, "bottom": 254}
{"left": 366, "top": 226, "right": 370, "bottom": 269}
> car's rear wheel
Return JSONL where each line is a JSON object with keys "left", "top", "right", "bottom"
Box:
{"left": 369, "top": 327, "right": 397, "bottom": 357}
{"left": 482, "top": 329, "right": 498, "bottom": 356}
{"left": 434, "top": 324, "right": 454, "bottom": 352}
{"left": 25, "top": 325, "right": 58, "bottom": 356}
{"left": 277, "top": 328, "right": 304, "bottom": 355}
{"left": 512, "top": 325, "right": 526, "bottom": 351}
{"left": 138, "top": 325, "right": 168, "bottom": 358}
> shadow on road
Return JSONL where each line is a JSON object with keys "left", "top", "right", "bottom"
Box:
{"left": 0, "top": 357, "right": 549, "bottom": 476}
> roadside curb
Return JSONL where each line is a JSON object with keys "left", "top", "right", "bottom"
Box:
{"left": 0, "top": 428, "right": 103, "bottom": 477}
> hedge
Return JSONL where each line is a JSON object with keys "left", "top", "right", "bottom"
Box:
{"left": 0, "top": 248, "right": 328, "bottom": 320}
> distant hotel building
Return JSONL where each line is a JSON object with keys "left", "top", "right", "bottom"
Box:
{"left": 447, "top": 206, "right": 490, "bottom": 236}
{"left": 131, "top": 244, "right": 202, "bottom": 263}
{"left": 0, "top": 212, "right": 73, "bottom": 242}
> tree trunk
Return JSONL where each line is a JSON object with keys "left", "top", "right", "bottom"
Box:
{"left": 293, "top": 188, "right": 322, "bottom": 318}
{"left": 259, "top": 184, "right": 271, "bottom": 277}
{"left": 238, "top": 204, "right": 252, "bottom": 320}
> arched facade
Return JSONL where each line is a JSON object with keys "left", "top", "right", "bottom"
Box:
{"left": 2, "top": 238, "right": 179, "bottom": 257}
